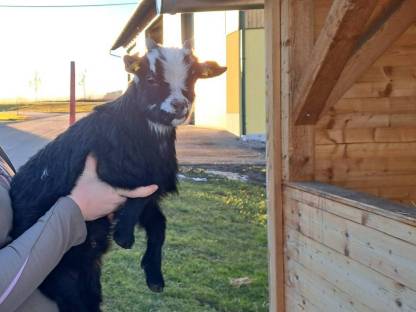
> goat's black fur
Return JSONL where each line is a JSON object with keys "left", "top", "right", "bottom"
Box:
{"left": 10, "top": 81, "right": 177, "bottom": 311}
{"left": 9, "top": 43, "right": 225, "bottom": 311}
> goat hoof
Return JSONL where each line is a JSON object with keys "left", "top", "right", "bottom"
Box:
{"left": 143, "top": 267, "right": 165, "bottom": 292}
{"left": 113, "top": 231, "right": 134, "bottom": 249}
{"left": 148, "top": 283, "right": 164, "bottom": 293}
{"left": 146, "top": 274, "right": 165, "bottom": 293}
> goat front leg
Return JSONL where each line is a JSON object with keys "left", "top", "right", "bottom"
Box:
{"left": 113, "top": 198, "right": 147, "bottom": 249}
{"left": 139, "top": 202, "right": 166, "bottom": 293}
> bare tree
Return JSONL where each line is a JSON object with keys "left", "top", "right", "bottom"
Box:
{"left": 78, "top": 69, "right": 87, "bottom": 101}
{"left": 29, "top": 71, "right": 41, "bottom": 102}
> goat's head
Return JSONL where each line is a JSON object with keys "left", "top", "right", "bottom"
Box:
{"left": 123, "top": 38, "right": 226, "bottom": 127}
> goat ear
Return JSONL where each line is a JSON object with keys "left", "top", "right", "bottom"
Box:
{"left": 146, "top": 37, "right": 159, "bottom": 51}
{"left": 198, "top": 61, "right": 227, "bottom": 79}
{"left": 123, "top": 54, "right": 142, "bottom": 74}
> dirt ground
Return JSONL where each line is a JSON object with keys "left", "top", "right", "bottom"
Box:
{"left": 176, "top": 125, "right": 265, "bottom": 165}
{"left": 176, "top": 126, "right": 266, "bottom": 184}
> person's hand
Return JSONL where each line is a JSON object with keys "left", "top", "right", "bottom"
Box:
{"left": 69, "top": 155, "right": 158, "bottom": 221}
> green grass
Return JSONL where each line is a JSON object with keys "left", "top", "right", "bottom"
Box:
{"left": 0, "top": 101, "right": 102, "bottom": 113}
{"left": 102, "top": 179, "right": 268, "bottom": 312}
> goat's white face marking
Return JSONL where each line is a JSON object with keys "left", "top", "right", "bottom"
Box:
{"left": 160, "top": 48, "right": 189, "bottom": 91}
{"left": 159, "top": 48, "right": 191, "bottom": 118}
{"left": 147, "top": 49, "right": 159, "bottom": 73}
{"left": 145, "top": 48, "right": 191, "bottom": 123}
{"left": 160, "top": 97, "right": 176, "bottom": 114}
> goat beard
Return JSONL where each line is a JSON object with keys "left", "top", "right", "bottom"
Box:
{"left": 147, "top": 109, "right": 186, "bottom": 127}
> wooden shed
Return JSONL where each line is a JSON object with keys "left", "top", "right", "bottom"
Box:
{"left": 270, "top": 1, "right": 416, "bottom": 311}
{"left": 113, "top": 1, "right": 416, "bottom": 311}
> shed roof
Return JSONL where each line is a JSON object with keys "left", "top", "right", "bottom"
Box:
{"left": 111, "top": 0, "right": 156, "bottom": 50}
{"left": 111, "top": 0, "right": 264, "bottom": 50}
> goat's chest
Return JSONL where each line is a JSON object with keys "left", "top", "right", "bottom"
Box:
{"left": 146, "top": 143, "right": 177, "bottom": 192}
{"left": 101, "top": 137, "right": 177, "bottom": 193}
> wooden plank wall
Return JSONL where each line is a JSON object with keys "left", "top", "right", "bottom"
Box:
{"left": 245, "top": 9, "right": 264, "bottom": 29}
{"left": 314, "top": 0, "right": 416, "bottom": 205}
{"left": 284, "top": 184, "right": 416, "bottom": 312}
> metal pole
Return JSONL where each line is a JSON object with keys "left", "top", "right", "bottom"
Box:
{"left": 70, "top": 61, "right": 76, "bottom": 126}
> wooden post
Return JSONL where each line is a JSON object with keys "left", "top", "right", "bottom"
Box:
{"left": 277, "top": 2, "right": 315, "bottom": 308}
{"left": 69, "top": 61, "right": 76, "bottom": 126}
{"left": 265, "top": 0, "right": 284, "bottom": 311}
{"left": 281, "top": 0, "right": 315, "bottom": 182}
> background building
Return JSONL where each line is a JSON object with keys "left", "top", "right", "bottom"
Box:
{"left": 114, "top": 7, "right": 266, "bottom": 140}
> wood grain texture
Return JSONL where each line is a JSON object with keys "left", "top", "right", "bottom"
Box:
{"left": 265, "top": 0, "right": 284, "bottom": 310}
{"left": 281, "top": 0, "right": 315, "bottom": 181}
{"left": 287, "top": 200, "right": 416, "bottom": 291}
{"left": 285, "top": 288, "right": 321, "bottom": 312}
{"left": 294, "top": 0, "right": 378, "bottom": 125}
{"left": 286, "top": 228, "right": 416, "bottom": 312}
{"left": 286, "top": 259, "right": 375, "bottom": 312}
{"left": 244, "top": 9, "right": 264, "bottom": 28}
{"left": 315, "top": 21, "right": 416, "bottom": 204}
{"left": 285, "top": 182, "right": 416, "bottom": 233}
{"left": 316, "top": 127, "right": 416, "bottom": 144}
{"left": 332, "top": 96, "right": 416, "bottom": 114}
{"left": 322, "top": 1, "right": 416, "bottom": 116}
{"left": 284, "top": 184, "right": 416, "bottom": 312}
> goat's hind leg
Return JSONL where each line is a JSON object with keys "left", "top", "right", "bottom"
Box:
{"left": 40, "top": 267, "right": 89, "bottom": 312}
{"left": 139, "top": 202, "right": 166, "bottom": 293}
{"left": 81, "top": 263, "right": 103, "bottom": 312}
{"left": 113, "top": 198, "right": 147, "bottom": 249}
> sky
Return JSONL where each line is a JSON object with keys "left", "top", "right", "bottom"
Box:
{"left": 0, "top": 0, "right": 140, "bottom": 101}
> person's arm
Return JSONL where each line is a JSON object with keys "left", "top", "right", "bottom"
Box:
{"left": 0, "top": 192, "right": 86, "bottom": 312}
{"left": 0, "top": 154, "right": 157, "bottom": 312}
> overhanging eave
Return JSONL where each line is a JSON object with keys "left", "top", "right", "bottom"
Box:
{"left": 111, "top": 0, "right": 157, "bottom": 51}
{"left": 111, "top": 0, "right": 264, "bottom": 51}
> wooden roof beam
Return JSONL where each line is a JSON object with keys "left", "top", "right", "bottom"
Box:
{"left": 111, "top": 0, "right": 265, "bottom": 50}
{"left": 157, "top": 0, "right": 264, "bottom": 14}
{"left": 293, "top": 0, "right": 378, "bottom": 125}
{"left": 321, "top": 0, "right": 416, "bottom": 119}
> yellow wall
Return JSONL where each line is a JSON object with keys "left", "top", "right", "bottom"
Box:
{"left": 225, "top": 30, "right": 241, "bottom": 136}
{"left": 226, "top": 31, "right": 240, "bottom": 114}
{"left": 244, "top": 28, "right": 266, "bottom": 135}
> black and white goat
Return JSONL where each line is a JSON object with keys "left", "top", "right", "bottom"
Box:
{"left": 10, "top": 39, "right": 226, "bottom": 312}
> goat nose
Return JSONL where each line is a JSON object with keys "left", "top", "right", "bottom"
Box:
{"left": 172, "top": 101, "right": 186, "bottom": 112}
